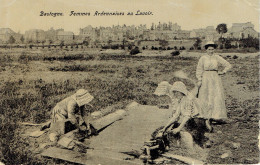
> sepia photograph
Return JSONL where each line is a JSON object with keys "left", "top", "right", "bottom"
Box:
{"left": 0, "top": 0, "right": 259, "bottom": 164}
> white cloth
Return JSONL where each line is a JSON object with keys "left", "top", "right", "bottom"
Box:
{"left": 196, "top": 54, "right": 231, "bottom": 119}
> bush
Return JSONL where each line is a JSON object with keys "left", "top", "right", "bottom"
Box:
{"left": 179, "top": 46, "right": 186, "bottom": 50}
{"left": 102, "top": 45, "right": 109, "bottom": 49}
{"left": 167, "top": 47, "right": 171, "bottom": 50}
{"left": 225, "top": 40, "right": 232, "bottom": 49}
{"left": 130, "top": 47, "right": 140, "bottom": 55}
{"left": 111, "top": 45, "right": 119, "bottom": 49}
{"left": 233, "top": 55, "right": 238, "bottom": 59}
{"left": 171, "top": 50, "right": 180, "bottom": 56}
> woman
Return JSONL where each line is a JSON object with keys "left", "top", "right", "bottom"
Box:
{"left": 196, "top": 41, "right": 232, "bottom": 124}
{"left": 41, "top": 89, "right": 95, "bottom": 141}
{"left": 156, "top": 81, "right": 209, "bottom": 148}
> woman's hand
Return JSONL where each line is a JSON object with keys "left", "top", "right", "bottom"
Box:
{"left": 171, "top": 127, "right": 181, "bottom": 134}
{"left": 218, "top": 71, "right": 225, "bottom": 75}
{"left": 156, "top": 129, "right": 165, "bottom": 138}
{"left": 197, "top": 81, "right": 202, "bottom": 87}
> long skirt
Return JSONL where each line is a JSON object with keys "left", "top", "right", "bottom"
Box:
{"left": 198, "top": 71, "right": 227, "bottom": 119}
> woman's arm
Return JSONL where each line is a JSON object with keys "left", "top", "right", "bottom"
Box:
{"left": 216, "top": 55, "right": 232, "bottom": 74}
{"left": 196, "top": 57, "right": 204, "bottom": 87}
{"left": 67, "top": 100, "right": 79, "bottom": 126}
{"left": 162, "top": 106, "right": 181, "bottom": 133}
{"left": 172, "top": 116, "right": 190, "bottom": 134}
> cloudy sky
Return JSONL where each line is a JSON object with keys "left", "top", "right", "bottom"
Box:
{"left": 0, "top": 0, "right": 259, "bottom": 34}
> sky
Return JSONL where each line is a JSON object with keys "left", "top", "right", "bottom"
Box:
{"left": 0, "top": 0, "right": 259, "bottom": 34}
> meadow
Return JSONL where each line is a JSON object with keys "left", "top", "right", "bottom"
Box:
{"left": 0, "top": 49, "right": 259, "bottom": 164}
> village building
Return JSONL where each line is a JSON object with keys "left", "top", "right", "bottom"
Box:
{"left": 224, "top": 22, "right": 259, "bottom": 39}
{"left": 0, "top": 28, "right": 14, "bottom": 42}
{"left": 190, "top": 26, "right": 219, "bottom": 41}
{"left": 2, "top": 22, "right": 258, "bottom": 46}
{"left": 177, "top": 30, "right": 191, "bottom": 39}
{"left": 79, "top": 25, "right": 97, "bottom": 42}
{"left": 0, "top": 28, "right": 21, "bottom": 43}
{"left": 57, "top": 31, "right": 74, "bottom": 41}
{"left": 149, "top": 22, "right": 188, "bottom": 40}
{"left": 24, "top": 29, "right": 46, "bottom": 42}
{"left": 99, "top": 27, "right": 114, "bottom": 42}
{"left": 45, "top": 27, "right": 64, "bottom": 43}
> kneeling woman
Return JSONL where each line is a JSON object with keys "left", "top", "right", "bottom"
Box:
{"left": 41, "top": 89, "right": 95, "bottom": 141}
{"left": 157, "top": 81, "right": 209, "bottom": 148}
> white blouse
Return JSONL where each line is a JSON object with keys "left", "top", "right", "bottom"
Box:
{"left": 196, "top": 54, "right": 232, "bottom": 81}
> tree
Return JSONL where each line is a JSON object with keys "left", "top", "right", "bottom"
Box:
{"left": 8, "top": 36, "right": 16, "bottom": 44}
{"left": 216, "top": 24, "right": 228, "bottom": 39}
{"left": 159, "top": 40, "right": 169, "bottom": 49}
{"left": 20, "top": 35, "right": 24, "bottom": 43}
{"left": 137, "top": 40, "right": 142, "bottom": 46}
{"left": 93, "top": 39, "right": 100, "bottom": 46}
{"left": 83, "top": 40, "right": 89, "bottom": 46}
{"left": 193, "top": 37, "right": 202, "bottom": 49}
{"left": 49, "top": 39, "right": 53, "bottom": 45}
{"left": 130, "top": 47, "right": 140, "bottom": 55}
{"left": 218, "top": 37, "right": 226, "bottom": 48}
{"left": 60, "top": 40, "right": 64, "bottom": 48}
{"left": 240, "top": 36, "right": 259, "bottom": 49}
{"left": 122, "top": 38, "right": 126, "bottom": 47}
{"left": 224, "top": 39, "right": 232, "bottom": 49}
{"left": 107, "top": 40, "right": 113, "bottom": 48}
{"left": 41, "top": 40, "right": 46, "bottom": 46}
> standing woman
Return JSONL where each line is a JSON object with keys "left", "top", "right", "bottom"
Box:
{"left": 196, "top": 41, "right": 232, "bottom": 126}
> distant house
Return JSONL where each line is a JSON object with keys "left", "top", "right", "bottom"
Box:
{"left": 0, "top": 28, "right": 15, "bottom": 43}
{"left": 57, "top": 31, "right": 74, "bottom": 41}
{"left": 79, "top": 25, "right": 97, "bottom": 41}
{"left": 190, "top": 29, "right": 205, "bottom": 38}
{"left": 25, "top": 29, "right": 46, "bottom": 42}
{"left": 45, "top": 27, "right": 64, "bottom": 42}
{"left": 177, "top": 30, "right": 190, "bottom": 39}
{"left": 99, "top": 27, "right": 113, "bottom": 42}
{"left": 224, "top": 22, "right": 258, "bottom": 39}
{"left": 190, "top": 26, "right": 219, "bottom": 41}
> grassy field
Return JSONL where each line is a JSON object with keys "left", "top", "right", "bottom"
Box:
{"left": 0, "top": 49, "right": 259, "bottom": 164}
